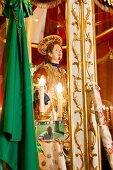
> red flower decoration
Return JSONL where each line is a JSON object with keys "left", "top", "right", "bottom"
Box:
{"left": 107, "top": 147, "right": 113, "bottom": 154}
{"left": 98, "top": 111, "right": 104, "bottom": 118}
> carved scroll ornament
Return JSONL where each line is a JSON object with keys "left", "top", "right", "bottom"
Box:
{"left": 94, "top": 0, "right": 113, "bottom": 14}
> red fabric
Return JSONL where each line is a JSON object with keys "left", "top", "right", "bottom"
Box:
{"left": 96, "top": 4, "right": 113, "bottom": 104}
{"left": 97, "top": 59, "right": 113, "bottom": 104}
{"left": 44, "top": 2, "right": 66, "bottom": 44}
{"left": 0, "top": 16, "right": 5, "bottom": 109}
{"left": 0, "top": 42, "right": 4, "bottom": 109}
{"left": 44, "top": 7, "right": 58, "bottom": 36}
{"left": 32, "top": 3, "right": 66, "bottom": 67}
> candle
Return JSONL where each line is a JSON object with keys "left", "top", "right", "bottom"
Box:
{"left": 39, "top": 76, "right": 46, "bottom": 113}
{"left": 52, "top": 107, "right": 58, "bottom": 121}
{"left": 56, "top": 83, "right": 63, "bottom": 119}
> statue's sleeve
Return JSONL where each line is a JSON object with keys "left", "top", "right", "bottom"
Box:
{"left": 33, "top": 67, "right": 48, "bottom": 85}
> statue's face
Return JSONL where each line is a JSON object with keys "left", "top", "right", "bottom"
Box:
{"left": 49, "top": 44, "right": 62, "bottom": 64}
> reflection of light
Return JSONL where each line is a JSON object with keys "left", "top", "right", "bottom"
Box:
{"left": 57, "top": 25, "right": 60, "bottom": 28}
{"left": 39, "top": 76, "right": 46, "bottom": 86}
{"left": 109, "top": 51, "right": 113, "bottom": 60}
{"left": 110, "top": 105, "right": 113, "bottom": 111}
{"left": 56, "top": 83, "right": 63, "bottom": 93}
{"left": 105, "top": 106, "right": 109, "bottom": 111}
{"left": 102, "top": 105, "right": 105, "bottom": 110}
{"left": 34, "top": 19, "right": 39, "bottom": 22}
{"left": 0, "top": 107, "right": 2, "bottom": 111}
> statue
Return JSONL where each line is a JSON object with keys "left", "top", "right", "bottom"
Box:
{"left": 33, "top": 35, "right": 67, "bottom": 121}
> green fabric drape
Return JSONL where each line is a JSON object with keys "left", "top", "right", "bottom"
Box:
{"left": 0, "top": 0, "right": 38, "bottom": 169}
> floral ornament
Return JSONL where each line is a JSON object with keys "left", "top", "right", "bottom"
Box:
{"left": 41, "top": 160, "right": 46, "bottom": 166}
{"left": 95, "top": 110, "right": 107, "bottom": 127}
{"left": 98, "top": 110, "right": 104, "bottom": 118}
{"left": 49, "top": 164, "right": 54, "bottom": 169}
{"left": 106, "top": 142, "right": 113, "bottom": 154}
{"left": 58, "top": 151, "right": 63, "bottom": 157}
{"left": 107, "top": 146, "right": 113, "bottom": 154}
{"left": 94, "top": 0, "right": 113, "bottom": 14}
{"left": 53, "top": 159, "right": 58, "bottom": 165}
{"left": 86, "top": 81, "right": 113, "bottom": 169}
{"left": 47, "top": 153, "right": 52, "bottom": 159}
{"left": 97, "top": 110, "right": 107, "bottom": 126}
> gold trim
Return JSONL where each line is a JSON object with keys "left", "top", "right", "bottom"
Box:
{"left": 94, "top": 0, "right": 113, "bottom": 14}
{"left": 0, "top": 0, "right": 4, "bottom": 16}
{"left": 97, "top": 53, "right": 109, "bottom": 64}
{"left": 32, "top": 43, "right": 66, "bottom": 49}
{"left": 0, "top": 20, "right": 6, "bottom": 44}
{"left": 0, "top": 36, "right": 6, "bottom": 43}
{"left": 31, "top": 0, "right": 65, "bottom": 9}
{"left": 72, "top": 0, "right": 85, "bottom": 169}
{"left": 37, "top": 35, "right": 63, "bottom": 55}
{"left": 96, "top": 27, "right": 113, "bottom": 40}
{"left": 66, "top": 0, "right": 74, "bottom": 167}
{"left": 91, "top": 0, "right": 102, "bottom": 169}
{"left": 81, "top": 2, "right": 89, "bottom": 170}
{"left": 97, "top": 48, "right": 113, "bottom": 64}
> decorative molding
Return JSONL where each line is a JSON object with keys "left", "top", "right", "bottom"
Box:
{"left": 94, "top": 0, "right": 113, "bottom": 14}
{"left": 72, "top": 0, "right": 85, "bottom": 169}
{"left": 96, "top": 28, "right": 113, "bottom": 40}
{"left": 84, "top": 1, "right": 99, "bottom": 169}
{"left": 31, "top": 0, "right": 65, "bottom": 9}
{"left": 71, "top": 0, "right": 101, "bottom": 169}
{"left": 97, "top": 48, "right": 113, "bottom": 64}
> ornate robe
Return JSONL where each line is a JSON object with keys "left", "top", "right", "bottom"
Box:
{"left": 33, "top": 63, "right": 67, "bottom": 120}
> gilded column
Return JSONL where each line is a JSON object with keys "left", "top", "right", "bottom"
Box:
{"left": 66, "top": 0, "right": 101, "bottom": 169}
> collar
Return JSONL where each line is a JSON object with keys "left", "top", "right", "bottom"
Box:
{"left": 50, "top": 62, "right": 60, "bottom": 69}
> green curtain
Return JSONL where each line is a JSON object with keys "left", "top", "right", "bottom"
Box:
{"left": 0, "top": 0, "right": 39, "bottom": 169}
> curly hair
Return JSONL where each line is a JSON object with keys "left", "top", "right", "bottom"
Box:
{"left": 45, "top": 41, "right": 62, "bottom": 63}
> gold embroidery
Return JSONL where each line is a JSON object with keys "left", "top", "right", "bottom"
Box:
{"left": 41, "top": 160, "right": 46, "bottom": 166}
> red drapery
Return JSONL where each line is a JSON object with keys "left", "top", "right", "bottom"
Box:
{"left": 0, "top": 17, "right": 5, "bottom": 109}
{"left": 96, "top": 4, "right": 113, "bottom": 104}
{"left": 32, "top": 2, "right": 66, "bottom": 68}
